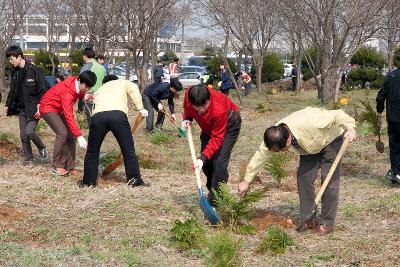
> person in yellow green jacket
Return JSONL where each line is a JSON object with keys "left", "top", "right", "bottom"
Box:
{"left": 78, "top": 75, "right": 149, "bottom": 188}
{"left": 80, "top": 47, "right": 106, "bottom": 123}
{"left": 238, "top": 107, "right": 357, "bottom": 235}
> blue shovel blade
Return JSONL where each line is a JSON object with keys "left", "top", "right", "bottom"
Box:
{"left": 198, "top": 189, "right": 220, "bottom": 225}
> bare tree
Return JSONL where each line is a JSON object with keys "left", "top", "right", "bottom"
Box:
{"left": 381, "top": 0, "right": 400, "bottom": 71}
{"left": 282, "top": 0, "right": 388, "bottom": 102}
{"left": 0, "top": 0, "right": 32, "bottom": 92}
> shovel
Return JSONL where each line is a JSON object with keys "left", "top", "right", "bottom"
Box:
{"left": 296, "top": 138, "right": 349, "bottom": 232}
{"left": 100, "top": 113, "right": 144, "bottom": 177}
{"left": 376, "top": 115, "right": 384, "bottom": 153}
{"left": 187, "top": 124, "right": 220, "bottom": 225}
{"left": 159, "top": 109, "right": 186, "bottom": 137}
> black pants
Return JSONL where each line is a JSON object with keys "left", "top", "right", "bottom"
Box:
{"left": 83, "top": 110, "right": 141, "bottom": 185}
{"left": 388, "top": 122, "right": 400, "bottom": 174}
{"left": 19, "top": 111, "right": 46, "bottom": 161}
{"left": 200, "top": 111, "right": 241, "bottom": 206}
{"left": 142, "top": 94, "right": 165, "bottom": 132}
{"left": 297, "top": 135, "right": 343, "bottom": 225}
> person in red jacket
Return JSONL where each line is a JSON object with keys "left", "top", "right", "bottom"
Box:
{"left": 181, "top": 84, "right": 241, "bottom": 206}
{"left": 39, "top": 71, "right": 97, "bottom": 176}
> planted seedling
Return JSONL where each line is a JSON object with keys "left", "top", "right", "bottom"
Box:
{"left": 204, "top": 230, "right": 242, "bottom": 267}
{"left": 257, "top": 226, "right": 294, "bottom": 255}
{"left": 171, "top": 218, "right": 206, "bottom": 250}
{"left": 265, "top": 152, "right": 292, "bottom": 184}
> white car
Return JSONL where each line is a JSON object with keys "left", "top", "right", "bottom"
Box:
{"left": 283, "top": 63, "right": 294, "bottom": 77}
{"left": 110, "top": 67, "right": 137, "bottom": 82}
{"left": 178, "top": 72, "right": 202, "bottom": 89}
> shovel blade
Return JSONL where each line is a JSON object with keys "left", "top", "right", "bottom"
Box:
{"left": 178, "top": 128, "right": 187, "bottom": 138}
{"left": 376, "top": 141, "right": 384, "bottom": 153}
{"left": 296, "top": 209, "right": 317, "bottom": 232}
{"left": 198, "top": 188, "right": 220, "bottom": 225}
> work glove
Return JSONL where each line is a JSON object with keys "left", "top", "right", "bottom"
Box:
{"left": 84, "top": 94, "right": 94, "bottom": 101}
{"left": 139, "top": 109, "right": 149, "bottom": 117}
{"left": 157, "top": 103, "right": 164, "bottom": 111}
{"left": 192, "top": 159, "right": 203, "bottom": 171}
{"left": 181, "top": 120, "right": 191, "bottom": 131}
{"left": 77, "top": 136, "right": 88, "bottom": 150}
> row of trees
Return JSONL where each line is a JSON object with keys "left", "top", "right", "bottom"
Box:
{"left": 1, "top": 0, "right": 400, "bottom": 102}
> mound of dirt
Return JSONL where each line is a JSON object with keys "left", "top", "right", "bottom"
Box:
{"left": 0, "top": 204, "right": 28, "bottom": 226}
{"left": 250, "top": 210, "right": 295, "bottom": 232}
{"left": 0, "top": 140, "right": 19, "bottom": 161}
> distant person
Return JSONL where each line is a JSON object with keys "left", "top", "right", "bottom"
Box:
{"left": 79, "top": 75, "right": 149, "bottom": 188}
{"left": 292, "top": 67, "right": 297, "bottom": 91}
{"left": 56, "top": 73, "right": 65, "bottom": 83}
{"left": 80, "top": 48, "right": 106, "bottom": 123}
{"left": 96, "top": 55, "right": 109, "bottom": 75}
{"left": 39, "top": 71, "right": 96, "bottom": 176}
{"left": 219, "top": 63, "right": 233, "bottom": 95}
{"left": 240, "top": 71, "right": 253, "bottom": 96}
{"left": 377, "top": 68, "right": 400, "bottom": 184}
{"left": 4, "top": 45, "right": 49, "bottom": 166}
{"left": 168, "top": 57, "right": 180, "bottom": 81}
{"left": 153, "top": 60, "right": 164, "bottom": 84}
{"left": 142, "top": 79, "right": 183, "bottom": 133}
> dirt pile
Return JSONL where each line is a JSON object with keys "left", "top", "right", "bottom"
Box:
{"left": 0, "top": 140, "right": 19, "bottom": 161}
{"left": 0, "top": 204, "right": 28, "bottom": 226}
{"left": 250, "top": 210, "right": 295, "bottom": 232}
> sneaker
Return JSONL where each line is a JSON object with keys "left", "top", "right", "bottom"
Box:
{"left": 51, "top": 168, "right": 69, "bottom": 176}
{"left": 385, "top": 170, "right": 396, "bottom": 182}
{"left": 39, "top": 148, "right": 49, "bottom": 162}
{"left": 77, "top": 180, "right": 92, "bottom": 188}
{"left": 127, "top": 177, "right": 150, "bottom": 188}
{"left": 394, "top": 175, "right": 400, "bottom": 184}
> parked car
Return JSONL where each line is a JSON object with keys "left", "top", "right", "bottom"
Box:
{"left": 180, "top": 65, "right": 206, "bottom": 76}
{"left": 178, "top": 72, "right": 202, "bottom": 89}
{"left": 110, "top": 67, "right": 138, "bottom": 82}
{"left": 283, "top": 63, "right": 294, "bottom": 77}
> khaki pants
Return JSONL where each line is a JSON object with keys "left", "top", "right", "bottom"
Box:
{"left": 42, "top": 112, "right": 76, "bottom": 170}
{"left": 297, "top": 135, "right": 344, "bottom": 225}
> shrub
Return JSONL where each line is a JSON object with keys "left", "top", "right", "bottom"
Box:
{"left": 347, "top": 68, "right": 384, "bottom": 89}
{"left": 250, "top": 52, "right": 283, "bottom": 83}
{"left": 257, "top": 226, "right": 294, "bottom": 255}
{"left": 161, "top": 51, "right": 178, "bottom": 64}
{"left": 171, "top": 218, "right": 206, "bottom": 250}
{"left": 301, "top": 46, "right": 318, "bottom": 81}
{"left": 355, "top": 100, "right": 379, "bottom": 135}
{"left": 265, "top": 152, "right": 292, "bottom": 184}
{"left": 394, "top": 46, "right": 400, "bottom": 69}
{"left": 33, "top": 49, "right": 60, "bottom": 75}
{"left": 204, "top": 230, "right": 242, "bottom": 267}
{"left": 150, "top": 132, "right": 173, "bottom": 145}
{"left": 213, "top": 183, "right": 264, "bottom": 226}
{"left": 351, "top": 47, "right": 385, "bottom": 70}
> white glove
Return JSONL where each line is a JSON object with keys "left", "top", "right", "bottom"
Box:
{"left": 192, "top": 159, "right": 203, "bottom": 171}
{"left": 171, "top": 113, "right": 176, "bottom": 121}
{"left": 139, "top": 109, "right": 148, "bottom": 117}
{"left": 77, "top": 136, "right": 87, "bottom": 150}
{"left": 158, "top": 103, "right": 164, "bottom": 111}
{"left": 181, "top": 120, "right": 191, "bottom": 131}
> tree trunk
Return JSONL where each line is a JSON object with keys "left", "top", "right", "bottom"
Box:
{"left": 320, "top": 68, "right": 339, "bottom": 103}
{"left": 254, "top": 61, "right": 262, "bottom": 93}
{"left": 237, "top": 48, "right": 243, "bottom": 71}
{"left": 388, "top": 39, "right": 395, "bottom": 72}
{"left": 244, "top": 49, "right": 249, "bottom": 73}
{"left": 68, "top": 32, "right": 76, "bottom": 77}
{"left": 0, "top": 57, "right": 6, "bottom": 94}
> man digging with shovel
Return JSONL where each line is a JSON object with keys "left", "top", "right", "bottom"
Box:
{"left": 78, "top": 75, "right": 149, "bottom": 188}
{"left": 181, "top": 84, "right": 241, "bottom": 207}
{"left": 238, "top": 107, "right": 356, "bottom": 235}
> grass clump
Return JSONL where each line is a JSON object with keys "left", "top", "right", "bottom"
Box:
{"left": 150, "top": 132, "right": 173, "bottom": 145}
{"left": 213, "top": 183, "right": 264, "bottom": 226}
{"left": 255, "top": 103, "right": 266, "bottom": 113}
{"left": 137, "top": 152, "right": 160, "bottom": 169}
{"left": 204, "top": 230, "right": 242, "bottom": 267}
{"left": 257, "top": 226, "right": 294, "bottom": 255}
{"left": 99, "top": 149, "right": 119, "bottom": 167}
{"left": 36, "top": 120, "right": 48, "bottom": 132}
{"left": 171, "top": 218, "right": 206, "bottom": 250}
{"left": 236, "top": 224, "right": 257, "bottom": 235}
{"left": 265, "top": 152, "right": 292, "bottom": 184}
{"left": 76, "top": 113, "right": 89, "bottom": 130}
{"left": 0, "top": 132, "right": 18, "bottom": 143}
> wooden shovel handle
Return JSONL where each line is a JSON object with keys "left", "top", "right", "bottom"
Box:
{"left": 159, "top": 109, "right": 180, "bottom": 129}
{"left": 187, "top": 125, "right": 203, "bottom": 190}
{"left": 314, "top": 138, "right": 349, "bottom": 204}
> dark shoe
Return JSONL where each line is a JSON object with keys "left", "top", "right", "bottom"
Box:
{"left": 77, "top": 180, "right": 92, "bottom": 188}
{"left": 385, "top": 170, "right": 396, "bottom": 183}
{"left": 315, "top": 224, "right": 334, "bottom": 235}
{"left": 39, "top": 148, "right": 49, "bottom": 162}
{"left": 127, "top": 178, "right": 150, "bottom": 188}
{"left": 393, "top": 175, "right": 400, "bottom": 184}
{"left": 22, "top": 159, "right": 34, "bottom": 166}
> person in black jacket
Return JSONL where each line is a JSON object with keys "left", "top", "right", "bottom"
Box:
{"left": 153, "top": 60, "right": 164, "bottom": 84}
{"left": 376, "top": 68, "right": 400, "bottom": 184}
{"left": 142, "top": 79, "right": 182, "bottom": 133}
{"left": 4, "top": 46, "right": 49, "bottom": 165}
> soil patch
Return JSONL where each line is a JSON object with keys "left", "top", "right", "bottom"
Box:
{"left": 250, "top": 210, "right": 295, "bottom": 232}
{"left": 0, "top": 140, "right": 19, "bottom": 161}
{"left": 0, "top": 204, "right": 29, "bottom": 226}
{"left": 98, "top": 175, "right": 126, "bottom": 185}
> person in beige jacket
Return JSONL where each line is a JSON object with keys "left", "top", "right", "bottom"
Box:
{"left": 78, "top": 75, "right": 149, "bottom": 188}
{"left": 238, "top": 107, "right": 357, "bottom": 235}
